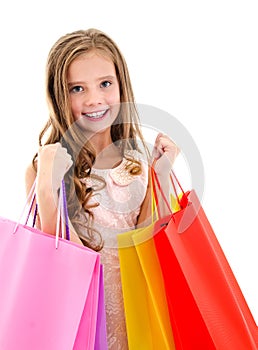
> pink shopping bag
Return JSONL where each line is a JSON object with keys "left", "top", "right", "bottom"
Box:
{"left": 94, "top": 265, "right": 108, "bottom": 350}
{"left": 0, "top": 181, "right": 107, "bottom": 350}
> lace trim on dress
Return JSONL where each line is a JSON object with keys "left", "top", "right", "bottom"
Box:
{"left": 79, "top": 150, "right": 148, "bottom": 348}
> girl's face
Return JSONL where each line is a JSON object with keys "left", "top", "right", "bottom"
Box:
{"left": 67, "top": 51, "right": 120, "bottom": 138}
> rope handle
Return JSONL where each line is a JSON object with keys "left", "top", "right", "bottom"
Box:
{"left": 55, "top": 180, "right": 70, "bottom": 248}
{"left": 151, "top": 167, "right": 172, "bottom": 219}
{"left": 151, "top": 165, "right": 189, "bottom": 219}
{"left": 13, "top": 179, "right": 70, "bottom": 248}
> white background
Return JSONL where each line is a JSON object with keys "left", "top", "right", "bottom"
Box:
{"left": 0, "top": 0, "right": 257, "bottom": 323}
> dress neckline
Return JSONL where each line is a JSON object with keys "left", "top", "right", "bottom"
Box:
{"left": 92, "top": 157, "right": 127, "bottom": 172}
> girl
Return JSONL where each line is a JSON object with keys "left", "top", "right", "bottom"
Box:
{"left": 25, "top": 28, "right": 179, "bottom": 349}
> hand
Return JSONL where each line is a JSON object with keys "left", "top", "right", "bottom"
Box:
{"left": 37, "top": 143, "right": 73, "bottom": 191}
{"left": 152, "top": 133, "right": 179, "bottom": 176}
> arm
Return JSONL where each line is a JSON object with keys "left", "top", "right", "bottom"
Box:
{"left": 151, "top": 133, "right": 180, "bottom": 218}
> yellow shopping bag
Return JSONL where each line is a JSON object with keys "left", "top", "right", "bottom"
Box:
{"left": 117, "top": 218, "right": 176, "bottom": 349}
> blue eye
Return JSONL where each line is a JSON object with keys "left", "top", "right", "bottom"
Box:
{"left": 101, "top": 81, "right": 111, "bottom": 88}
{"left": 70, "top": 86, "right": 83, "bottom": 93}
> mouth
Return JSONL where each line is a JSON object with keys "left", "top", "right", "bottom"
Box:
{"left": 82, "top": 108, "right": 109, "bottom": 121}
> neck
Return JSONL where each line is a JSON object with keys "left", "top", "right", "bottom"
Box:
{"left": 93, "top": 142, "right": 122, "bottom": 169}
{"left": 87, "top": 129, "right": 112, "bottom": 154}
{"left": 86, "top": 129, "right": 123, "bottom": 169}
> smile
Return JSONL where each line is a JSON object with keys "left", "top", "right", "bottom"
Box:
{"left": 82, "top": 109, "right": 109, "bottom": 120}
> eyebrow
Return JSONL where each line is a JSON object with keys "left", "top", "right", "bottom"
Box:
{"left": 68, "top": 75, "right": 116, "bottom": 86}
{"left": 98, "top": 75, "right": 116, "bottom": 81}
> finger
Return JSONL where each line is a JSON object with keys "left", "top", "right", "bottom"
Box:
{"left": 154, "top": 133, "right": 164, "bottom": 146}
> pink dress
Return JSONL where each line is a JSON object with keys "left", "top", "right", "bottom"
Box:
{"left": 82, "top": 151, "right": 148, "bottom": 349}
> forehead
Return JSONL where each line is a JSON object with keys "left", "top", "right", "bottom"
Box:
{"left": 67, "top": 51, "right": 116, "bottom": 83}
{"left": 68, "top": 50, "right": 116, "bottom": 80}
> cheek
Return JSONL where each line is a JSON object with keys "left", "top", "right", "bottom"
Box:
{"left": 107, "top": 87, "right": 120, "bottom": 105}
{"left": 70, "top": 98, "right": 81, "bottom": 117}
{"left": 108, "top": 89, "right": 121, "bottom": 120}
{"left": 110, "top": 104, "right": 120, "bottom": 122}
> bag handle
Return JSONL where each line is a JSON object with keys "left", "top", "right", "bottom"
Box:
{"left": 55, "top": 180, "right": 70, "bottom": 248}
{"left": 151, "top": 167, "right": 172, "bottom": 219}
{"left": 13, "top": 180, "right": 37, "bottom": 233}
{"left": 13, "top": 179, "right": 70, "bottom": 248}
{"left": 151, "top": 165, "right": 189, "bottom": 220}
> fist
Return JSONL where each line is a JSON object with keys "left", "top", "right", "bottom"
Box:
{"left": 152, "top": 133, "right": 179, "bottom": 175}
{"left": 37, "top": 142, "right": 73, "bottom": 191}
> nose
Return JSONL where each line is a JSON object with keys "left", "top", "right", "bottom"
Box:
{"left": 84, "top": 87, "right": 102, "bottom": 107}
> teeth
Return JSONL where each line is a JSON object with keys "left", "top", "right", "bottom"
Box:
{"left": 85, "top": 110, "right": 107, "bottom": 118}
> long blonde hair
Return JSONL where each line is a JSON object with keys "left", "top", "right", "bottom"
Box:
{"left": 33, "top": 28, "right": 150, "bottom": 250}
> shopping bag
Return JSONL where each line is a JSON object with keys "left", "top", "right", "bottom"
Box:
{"left": 152, "top": 170, "right": 258, "bottom": 350}
{"left": 94, "top": 265, "right": 108, "bottom": 350}
{"left": 0, "top": 181, "right": 108, "bottom": 350}
{"left": 117, "top": 204, "right": 175, "bottom": 349}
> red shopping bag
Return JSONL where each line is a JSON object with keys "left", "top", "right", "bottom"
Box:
{"left": 152, "top": 170, "right": 258, "bottom": 350}
{"left": 0, "top": 181, "right": 107, "bottom": 350}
